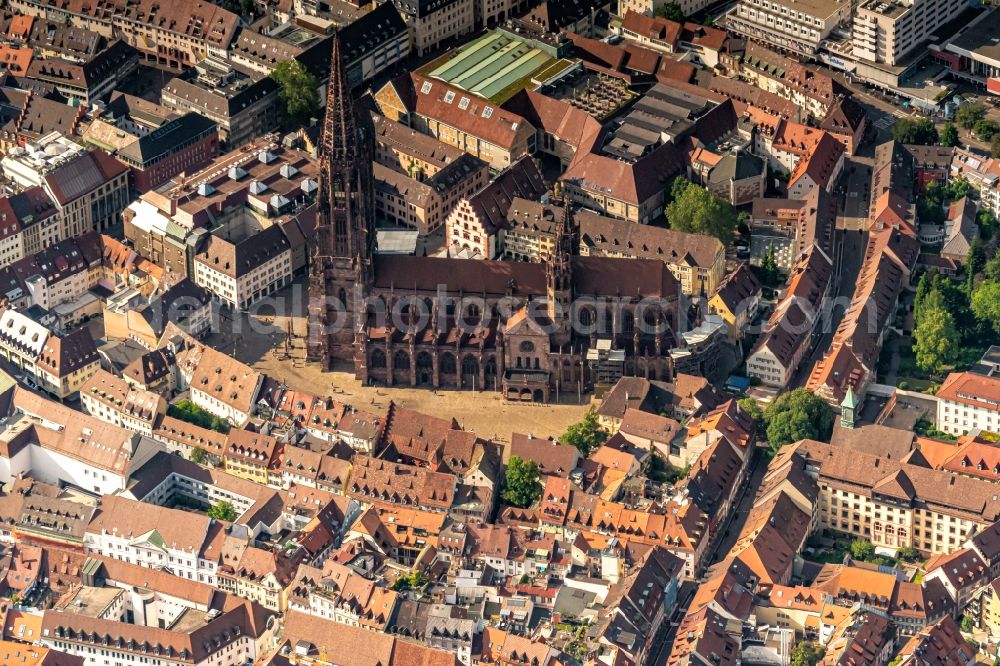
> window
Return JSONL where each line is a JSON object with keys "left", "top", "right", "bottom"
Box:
{"left": 483, "top": 106, "right": 493, "bottom": 118}
{"left": 444, "top": 90, "right": 455, "bottom": 103}
{"left": 420, "top": 81, "right": 432, "bottom": 94}
{"left": 459, "top": 97, "right": 470, "bottom": 110}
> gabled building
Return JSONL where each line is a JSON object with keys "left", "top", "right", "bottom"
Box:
{"left": 708, "top": 263, "right": 761, "bottom": 343}
{"left": 746, "top": 245, "right": 833, "bottom": 388}
{"left": 578, "top": 209, "right": 726, "bottom": 296}
{"left": 445, "top": 157, "right": 546, "bottom": 258}
{"left": 375, "top": 72, "right": 535, "bottom": 170}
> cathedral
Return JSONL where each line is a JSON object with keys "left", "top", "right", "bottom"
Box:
{"left": 308, "top": 34, "right": 682, "bottom": 403}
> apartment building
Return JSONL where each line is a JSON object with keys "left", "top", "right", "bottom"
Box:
{"left": 83, "top": 495, "right": 222, "bottom": 584}
{"left": 24, "top": 40, "right": 138, "bottom": 105}
{"left": 389, "top": 0, "right": 474, "bottom": 56}
{"left": 736, "top": 43, "right": 844, "bottom": 119}
{"left": 853, "top": 0, "right": 967, "bottom": 67}
{"left": 936, "top": 372, "right": 1000, "bottom": 436}
{"left": 725, "top": 0, "right": 852, "bottom": 56}
{"left": 34, "top": 327, "right": 102, "bottom": 401}
{"left": 0, "top": 309, "right": 101, "bottom": 400}
{"left": 707, "top": 264, "right": 761, "bottom": 343}
{"left": 794, "top": 439, "right": 1000, "bottom": 556}
{"left": 40, "top": 600, "right": 275, "bottom": 666}
{"left": 161, "top": 63, "right": 279, "bottom": 148}
{"left": 174, "top": 340, "right": 264, "bottom": 427}
{"left": 8, "top": 0, "right": 240, "bottom": 69}
{"left": 746, "top": 245, "right": 833, "bottom": 388}
{"left": 807, "top": 226, "right": 918, "bottom": 405}
{"left": 577, "top": 210, "right": 726, "bottom": 296}
{"left": 80, "top": 368, "right": 167, "bottom": 436}
{"left": 501, "top": 198, "right": 562, "bottom": 262}
{"left": 0, "top": 387, "right": 157, "bottom": 495}
{"left": 193, "top": 225, "right": 293, "bottom": 310}
{"left": 224, "top": 429, "right": 281, "bottom": 485}
{"left": 374, "top": 155, "right": 488, "bottom": 236}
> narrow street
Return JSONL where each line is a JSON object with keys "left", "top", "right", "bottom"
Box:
{"left": 646, "top": 447, "right": 769, "bottom": 666}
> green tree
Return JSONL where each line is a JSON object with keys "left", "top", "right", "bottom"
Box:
{"left": 891, "top": 118, "right": 938, "bottom": 145}
{"left": 391, "top": 571, "right": 429, "bottom": 591}
{"left": 759, "top": 244, "right": 780, "bottom": 287}
{"left": 897, "top": 546, "right": 921, "bottom": 562}
{"left": 961, "top": 615, "right": 975, "bottom": 633}
{"left": 978, "top": 210, "right": 998, "bottom": 239}
{"left": 974, "top": 119, "right": 1000, "bottom": 141}
{"left": 560, "top": 408, "right": 608, "bottom": 456}
{"left": 190, "top": 446, "right": 208, "bottom": 464}
{"left": 764, "top": 389, "right": 834, "bottom": 452}
{"left": 665, "top": 182, "right": 738, "bottom": 244}
{"left": 914, "top": 271, "right": 932, "bottom": 323}
{"left": 738, "top": 397, "right": 766, "bottom": 432}
{"left": 967, "top": 237, "right": 985, "bottom": 294}
{"left": 207, "top": 500, "right": 238, "bottom": 522}
{"left": 955, "top": 101, "right": 987, "bottom": 130}
{"left": 503, "top": 456, "right": 542, "bottom": 508}
{"left": 949, "top": 177, "right": 970, "bottom": 198}
{"left": 850, "top": 539, "right": 875, "bottom": 561}
{"left": 914, "top": 305, "right": 959, "bottom": 374}
{"left": 271, "top": 60, "right": 319, "bottom": 124}
{"left": 167, "top": 399, "right": 230, "bottom": 433}
{"left": 653, "top": 1, "right": 684, "bottom": 20}
{"left": 940, "top": 122, "right": 960, "bottom": 147}
{"left": 972, "top": 280, "right": 1000, "bottom": 333}
{"left": 992, "top": 134, "right": 1000, "bottom": 159}
{"left": 985, "top": 255, "right": 1000, "bottom": 282}
{"left": 789, "top": 641, "right": 825, "bottom": 666}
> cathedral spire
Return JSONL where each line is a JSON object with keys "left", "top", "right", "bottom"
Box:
{"left": 316, "top": 31, "right": 374, "bottom": 261}
{"left": 307, "top": 30, "right": 375, "bottom": 369}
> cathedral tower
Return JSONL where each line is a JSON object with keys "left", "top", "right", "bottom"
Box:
{"left": 546, "top": 191, "right": 576, "bottom": 344}
{"left": 307, "top": 32, "right": 375, "bottom": 369}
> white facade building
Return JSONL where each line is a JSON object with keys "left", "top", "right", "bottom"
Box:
{"left": 725, "top": 0, "right": 852, "bottom": 55}
{"left": 936, "top": 372, "right": 1000, "bottom": 436}
{"left": 83, "top": 495, "right": 221, "bottom": 585}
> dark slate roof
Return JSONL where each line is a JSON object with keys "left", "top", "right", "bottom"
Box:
{"left": 116, "top": 112, "right": 218, "bottom": 166}
{"left": 297, "top": 3, "right": 407, "bottom": 80}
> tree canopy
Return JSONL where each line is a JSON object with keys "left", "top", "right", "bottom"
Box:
{"left": 972, "top": 280, "right": 1000, "bottom": 334}
{"left": 189, "top": 446, "right": 208, "bottom": 465}
{"left": 502, "top": 456, "right": 542, "bottom": 508}
{"left": 763, "top": 389, "right": 834, "bottom": 453}
{"left": 891, "top": 118, "right": 938, "bottom": 145}
{"left": 789, "top": 641, "right": 825, "bottom": 666}
{"left": 207, "top": 500, "right": 238, "bottom": 522}
{"left": 738, "top": 397, "right": 766, "bottom": 431}
{"left": 271, "top": 60, "right": 319, "bottom": 124}
{"left": 653, "top": 1, "right": 684, "bottom": 20}
{"left": 391, "top": 571, "right": 429, "bottom": 591}
{"left": 914, "top": 305, "right": 959, "bottom": 374}
{"left": 955, "top": 101, "right": 987, "bottom": 130}
{"left": 167, "top": 399, "right": 230, "bottom": 434}
{"left": 559, "top": 408, "right": 608, "bottom": 457}
{"left": 665, "top": 180, "right": 738, "bottom": 244}
{"left": 940, "top": 122, "right": 960, "bottom": 147}
{"left": 850, "top": 539, "right": 875, "bottom": 560}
